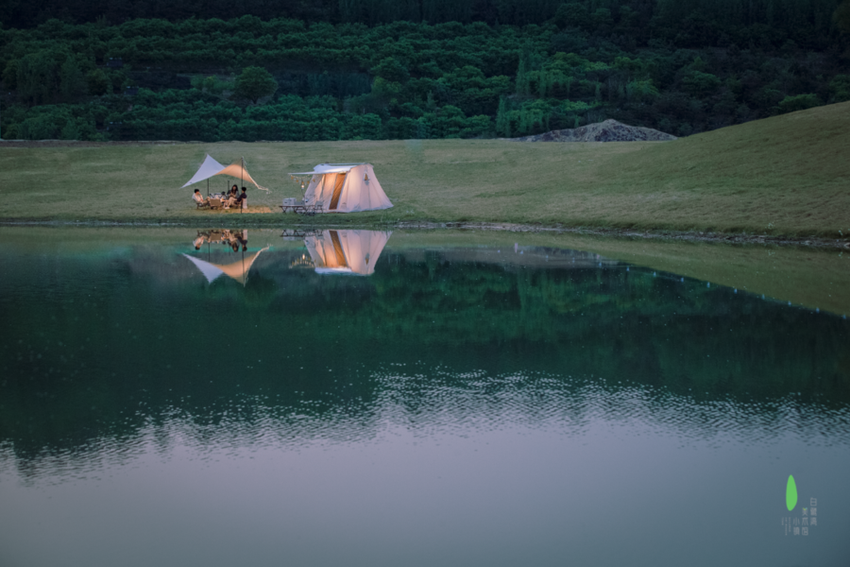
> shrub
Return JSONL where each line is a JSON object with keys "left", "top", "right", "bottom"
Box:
{"left": 776, "top": 93, "right": 820, "bottom": 114}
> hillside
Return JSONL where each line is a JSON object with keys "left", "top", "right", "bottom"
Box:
{"left": 0, "top": 101, "right": 848, "bottom": 238}
{"left": 584, "top": 100, "right": 850, "bottom": 234}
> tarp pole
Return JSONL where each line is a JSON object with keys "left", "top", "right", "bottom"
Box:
{"left": 241, "top": 157, "right": 244, "bottom": 214}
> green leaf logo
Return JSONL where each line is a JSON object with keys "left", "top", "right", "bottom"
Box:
{"left": 786, "top": 475, "right": 798, "bottom": 511}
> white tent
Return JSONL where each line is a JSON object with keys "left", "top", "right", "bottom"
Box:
{"left": 291, "top": 163, "right": 392, "bottom": 212}
{"left": 182, "top": 154, "right": 270, "bottom": 192}
{"left": 304, "top": 230, "right": 392, "bottom": 276}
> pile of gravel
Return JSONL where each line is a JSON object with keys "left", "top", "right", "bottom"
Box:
{"left": 511, "top": 119, "right": 676, "bottom": 142}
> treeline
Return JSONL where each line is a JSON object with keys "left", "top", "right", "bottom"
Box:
{"left": 2, "top": 0, "right": 843, "bottom": 40}
{"left": 1, "top": 0, "right": 849, "bottom": 141}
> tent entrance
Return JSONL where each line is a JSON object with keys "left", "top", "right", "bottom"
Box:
{"left": 329, "top": 173, "right": 346, "bottom": 210}
{"left": 329, "top": 231, "right": 348, "bottom": 267}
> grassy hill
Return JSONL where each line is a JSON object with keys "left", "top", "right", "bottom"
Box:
{"left": 1, "top": 101, "right": 848, "bottom": 238}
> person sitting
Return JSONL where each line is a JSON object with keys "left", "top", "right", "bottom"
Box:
{"left": 220, "top": 186, "right": 236, "bottom": 209}
{"left": 238, "top": 187, "right": 248, "bottom": 209}
{"left": 192, "top": 189, "right": 210, "bottom": 208}
{"left": 223, "top": 195, "right": 238, "bottom": 209}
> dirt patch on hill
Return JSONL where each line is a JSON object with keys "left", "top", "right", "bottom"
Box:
{"left": 512, "top": 119, "right": 676, "bottom": 142}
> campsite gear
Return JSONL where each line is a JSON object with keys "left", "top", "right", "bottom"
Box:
{"left": 280, "top": 199, "right": 322, "bottom": 215}
{"left": 289, "top": 163, "right": 392, "bottom": 213}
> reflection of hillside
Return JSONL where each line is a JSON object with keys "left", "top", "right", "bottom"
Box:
{"left": 1, "top": 238, "right": 849, "bottom": 477}
{"left": 399, "top": 245, "right": 621, "bottom": 271}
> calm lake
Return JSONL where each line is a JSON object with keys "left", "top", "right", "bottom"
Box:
{"left": 1, "top": 227, "right": 848, "bottom": 567}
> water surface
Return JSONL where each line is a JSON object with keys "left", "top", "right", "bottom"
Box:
{"left": 1, "top": 227, "right": 848, "bottom": 567}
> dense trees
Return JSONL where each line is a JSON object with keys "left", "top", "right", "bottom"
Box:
{"left": 234, "top": 66, "right": 278, "bottom": 103}
{"left": 0, "top": 0, "right": 848, "bottom": 141}
{"left": 835, "top": 0, "right": 850, "bottom": 32}
{"left": 1, "top": 0, "right": 844, "bottom": 38}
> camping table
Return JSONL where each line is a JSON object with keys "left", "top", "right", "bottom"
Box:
{"left": 280, "top": 204, "right": 322, "bottom": 215}
{"left": 281, "top": 229, "right": 322, "bottom": 239}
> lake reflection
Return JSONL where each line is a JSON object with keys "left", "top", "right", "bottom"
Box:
{"left": 1, "top": 228, "right": 849, "bottom": 567}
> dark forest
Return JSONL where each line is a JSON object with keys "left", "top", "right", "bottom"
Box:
{"left": 1, "top": 0, "right": 849, "bottom": 141}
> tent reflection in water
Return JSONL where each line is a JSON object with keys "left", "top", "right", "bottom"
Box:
{"left": 291, "top": 163, "right": 392, "bottom": 212}
{"left": 304, "top": 230, "right": 392, "bottom": 276}
{"left": 182, "top": 246, "right": 269, "bottom": 286}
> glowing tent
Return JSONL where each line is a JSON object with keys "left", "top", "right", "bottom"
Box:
{"left": 182, "top": 154, "right": 270, "bottom": 192}
{"left": 291, "top": 163, "right": 392, "bottom": 212}
{"left": 304, "top": 230, "right": 392, "bottom": 276}
{"left": 182, "top": 246, "right": 269, "bottom": 286}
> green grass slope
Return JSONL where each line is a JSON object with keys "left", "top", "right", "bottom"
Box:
{"left": 1, "top": 101, "right": 847, "bottom": 237}
{"left": 589, "top": 100, "right": 850, "bottom": 236}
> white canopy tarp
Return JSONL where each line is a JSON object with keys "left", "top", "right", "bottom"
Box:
{"left": 293, "top": 163, "right": 392, "bottom": 213}
{"left": 182, "top": 154, "right": 270, "bottom": 192}
{"left": 304, "top": 230, "right": 392, "bottom": 276}
{"left": 182, "top": 154, "right": 226, "bottom": 187}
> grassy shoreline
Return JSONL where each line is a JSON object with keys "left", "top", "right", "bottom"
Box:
{"left": 2, "top": 217, "right": 849, "bottom": 250}
{"left": 1, "top": 102, "right": 848, "bottom": 241}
